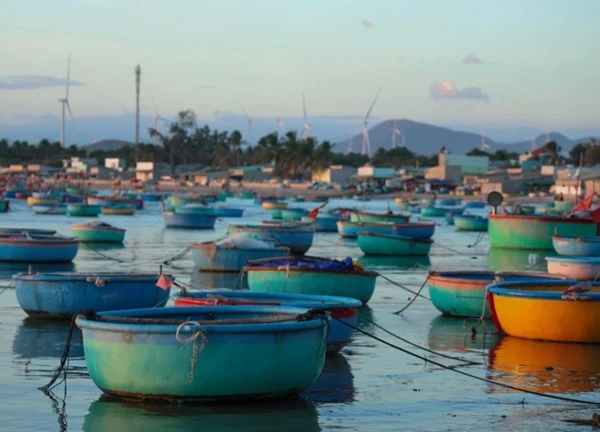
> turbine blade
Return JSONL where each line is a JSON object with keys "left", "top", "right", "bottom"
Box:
{"left": 363, "top": 87, "right": 381, "bottom": 122}
{"left": 302, "top": 91, "right": 308, "bottom": 123}
{"left": 65, "top": 54, "right": 71, "bottom": 99}
{"left": 66, "top": 101, "right": 75, "bottom": 127}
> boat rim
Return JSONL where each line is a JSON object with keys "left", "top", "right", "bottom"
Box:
{"left": 357, "top": 232, "right": 433, "bottom": 243}
{"left": 487, "top": 279, "right": 600, "bottom": 300}
{"left": 12, "top": 272, "right": 172, "bottom": 281}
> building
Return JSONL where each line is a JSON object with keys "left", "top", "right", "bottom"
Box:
{"left": 135, "top": 162, "right": 170, "bottom": 182}
{"left": 311, "top": 165, "right": 357, "bottom": 185}
{"left": 438, "top": 152, "right": 489, "bottom": 175}
{"left": 105, "top": 158, "right": 126, "bottom": 171}
{"left": 425, "top": 165, "right": 461, "bottom": 184}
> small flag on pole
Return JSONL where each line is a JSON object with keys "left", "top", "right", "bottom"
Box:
{"left": 156, "top": 274, "right": 174, "bottom": 290}
{"left": 308, "top": 202, "right": 328, "bottom": 218}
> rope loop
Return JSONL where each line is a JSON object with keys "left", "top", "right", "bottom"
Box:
{"left": 175, "top": 320, "right": 208, "bottom": 383}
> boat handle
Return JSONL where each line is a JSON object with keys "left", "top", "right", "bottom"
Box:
{"left": 86, "top": 276, "right": 109, "bottom": 287}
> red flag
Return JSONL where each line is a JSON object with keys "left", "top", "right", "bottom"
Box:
{"left": 156, "top": 274, "right": 174, "bottom": 290}
{"left": 113, "top": 180, "right": 122, "bottom": 187}
{"left": 572, "top": 194, "right": 595, "bottom": 213}
{"left": 308, "top": 202, "right": 328, "bottom": 218}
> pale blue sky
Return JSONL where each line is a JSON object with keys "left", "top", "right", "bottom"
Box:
{"left": 1, "top": 0, "right": 599, "bottom": 142}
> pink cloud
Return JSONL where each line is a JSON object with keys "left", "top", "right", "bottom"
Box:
{"left": 462, "top": 53, "right": 483, "bottom": 64}
{"left": 430, "top": 81, "right": 490, "bottom": 101}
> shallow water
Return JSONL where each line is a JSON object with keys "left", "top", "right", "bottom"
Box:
{"left": 0, "top": 197, "right": 597, "bottom": 431}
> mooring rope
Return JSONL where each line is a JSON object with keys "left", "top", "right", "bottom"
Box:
{"left": 333, "top": 317, "right": 600, "bottom": 406}
{"left": 175, "top": 320, "right": 208, "bottom": 383}
{"left": 0, "top": 279, "right": 15, "bottom": 295}
{"left": 377, "top": 273, "right": 430, "bottom": 301}
{"left": 82, "top": 243, "right": 190, "bottom": 265}
{"left": 392, "top": 274, "right": 431, "bottom": 314}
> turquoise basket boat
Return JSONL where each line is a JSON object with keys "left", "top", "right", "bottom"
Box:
{"left": 350, "top": 211, "right": 410, "bottom": 224}
{"left": 245, "top": 256, "right": 378, "bottom": 303}
{"left": 75, "top": 306, "right": 328, "bottom": 402}
{"left": 464, "top": 201, "right": 485, "bottom": 209}
{"left": 0, "top": 200, "right": 9, "bottom": 213}
{"left": 228, "top": 223, "right": 314, "bottom": 254}
{"left": 72, "top": 221, "right": 126, "bottom": 243}
{"left": 14, "top": 272, "right": 171, "bottom": 318}
{"left": 281, "top": 208, "right": 309, "bottom": 221}
{"left": 454, "top": 215, "right": 488, "bottom": 232}
{"left": 33, "top": 204, "right": 67, "bottom": 215}
{"left": 420, "top": 207, "right": 447, "bottom": 217}
{"left": 551, "top": 235, "right": 600, "bottom": 256}
{"left": 271, "top": 209, "right": 283, "bottom": 219}
{"left": 336, "top": 221, "right": 395, "bottom": 238}
{"left": 173, "top": 291, "right": 362, "bottom": 353}
{"left": 0, "top": 233, "right": 79, "bottom": 262}
{"left": 212, "top": 207, "right": 244, "bottom": 218}
{"left": 190, "top": 238, "right": 289, "bottom": 272}
{"left": 163, "top": 212, "right": 217, "bottom": 229}
{"left": 357, "top": 232, "right": 432, "bottom": 256}
{"left": 427, "top": 270, "right": 567, "bottom": 318}
{"left": 488, "top": 214, "right": 598, "bottom": 250}
{"left": 302, "top": 215, "right": 338, "bottom": 232}
{"left": 174, "top": 205, "right": 215, "bottom": 215}
{"left": 67, "top": 204, "right": 102, "bottom": 217}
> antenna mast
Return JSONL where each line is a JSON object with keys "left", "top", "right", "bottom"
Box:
{"left": 135, "top": 65, "right": 141, "bottom": 160}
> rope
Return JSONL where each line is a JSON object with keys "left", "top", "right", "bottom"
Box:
{"left": 378, "top": 273, "right": 430, "bottom": 301}
{"left": 175, "top": 320, "right": 208, "bottom": 383}
{"left": 83, "top": 242, "right": 190, "bottom": 265}
{"left": 333, "top": 317, "right": 600, "bottom": 406}
{"left": 468, "top": 231, "right": 487, "bottom": 248}
{"left": 0, "top": 279, "right": 15, "bottom": 295}
{"left": 393, "top": 274, "right": 431, "bottom": 314}
{"left": 368, "top": 319, "right": 481, "bottom": 365}
{"left": 39, "top": 315, "right": 77, "bottom": 393}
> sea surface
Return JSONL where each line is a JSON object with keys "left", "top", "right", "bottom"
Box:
{"left": 0, "top": 197, "right": 598, "bottom": 431}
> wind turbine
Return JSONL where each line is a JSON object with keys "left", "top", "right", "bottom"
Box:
{"left": 391, "top": 120, "right": 402, "bottom": 148}
{"left": 241, "top": 106, "right": 253, "bottom": 146}
{"left": 361, "top": 88, "right": 381, "bottom": 157}
{"left": 150, "top": 92, "right": 170, "bottom": 145}
{"left": 300, "top": 92, "right": 311, "bottom": 139}
{"left": 275, "top": 118, "right": 285, "bottom": 133}
{"left": 480, "top": 131, "right": 491, "bottom": 151}
{"left": 59, "top": 55, "right": 75, "bottom": 147}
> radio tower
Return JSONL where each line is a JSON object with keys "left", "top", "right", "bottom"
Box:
{"left": 135, "top": 64, "right": 141, "bottom": 161}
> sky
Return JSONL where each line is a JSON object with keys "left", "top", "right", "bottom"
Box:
{"left": 1, "top": 0, "right": 599, "bottom": 145}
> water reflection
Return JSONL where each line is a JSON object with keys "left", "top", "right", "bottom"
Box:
{"left": 304, "top": 353, "right": 355, "bottom": 404}
{"left": 191, "top": 269, "right": 248, "bottom": 290}
{"left": 0, "top": 262, "right": 76, "bottom": 280}
{"left": 487, "top": 248, "right": 556, "bottom": 272}
{"left": 427, "top": 315, "right": 500, "bottom": 354}
{"left": 488, "top": 336, "right": 600, "bottom": 395}
{"left": 358, "top": 255, "right": 431, "bottom": 272}
{"left": 12, "top": 318, "right": 84, "bottom": 360}
{"left": 356, "top": 305, "right": 375, "bottom": 329}
{"left": 83, "top": 395, "right": 321, "bottom": 432}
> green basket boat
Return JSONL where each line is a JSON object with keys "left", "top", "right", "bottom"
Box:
{"left": 357, "top": 232, "right": 432, "bottom": 256}
{"left": 72, "top": 221, "right": 126, "bottom": 243}
{"left": 488, "top": 214, "right": 598, "bottom": 250}
{"left": 67, "top": 204, "right": 102, "bottom": 217}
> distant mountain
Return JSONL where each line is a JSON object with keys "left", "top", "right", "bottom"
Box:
{"left": 85, "top": 139, "right": 135, "bottom": 153}
{"left": 338, "top": 119, "right": 599, "bottom": 156}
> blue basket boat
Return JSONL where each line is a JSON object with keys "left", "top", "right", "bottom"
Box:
{"left": 212, "top": 207, "right": 244, "bottom": 218}
{"left": 0, "top": 228, "right": 56, "bottom": 235}
{"left": 67, "top": 204, "right": 102, "bottom": 217}
{"left": 552, "top": 235, "right": 600, "bottom": 256}
{"left": 336, "top": 221, "right": 395, "bottom": 238}
{"left": 357, "top": 232, "right": 432, "bottom": 256}
{"left": 32, "top": 204, "right": 67, "bottom": 215}
{"left": 173, "top": 291, "right": 362, "bottom": 353}
{"left": 228, "top": 222, "right": 314, "bottom": 254}
{"left": 75, "top": 306, "right": 328, "bottom": 402}
{"left": 245, "top": 255, "right": 379, "bottom": 303}
{"left": 0, "top": 233, "right": 79, "bottom": 262}
{"left": 190, "top": 236, "right": 289, "bottom": 272}
{"left": 173, "top": 205, "right": 215, "bottom": 215}
{"left": 464, "top": 201, "right": 485, "bottom": 209}
{"left": 14, "top": 272, "right": 172, "bottom": 318}
{"left": 163, "top": 212, "right": 217, "bottom": 229}
{"left": 302, "top": 215, "right": 339, "bottom": 232}
{"left": 454, "top": 214, "right": 488, "bottom": 232}
{"left": 392, "top": 222, "right": 436, "bottom": 239}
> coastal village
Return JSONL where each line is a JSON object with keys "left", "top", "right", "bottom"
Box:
{"left": 0, "top": 143, "right": 594, "bottom": 200}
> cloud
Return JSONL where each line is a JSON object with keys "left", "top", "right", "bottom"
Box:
{"left": 362, "top": 20, "right": 375, "bottom": 30}
{"left": 462, "top": 53, "right": 483, "bottom": 64}
{"left": 0, "top": 75, "right": 85, "bottom": 90}
{"left": 430, "top": 81, "right": 490, "bottom": 102}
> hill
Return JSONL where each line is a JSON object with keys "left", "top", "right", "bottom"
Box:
{"left": 85, "top": 139, "right": 135, "bottom": 153}
{"left": 338, "top": 119, "right": 598, "bottom": 156}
